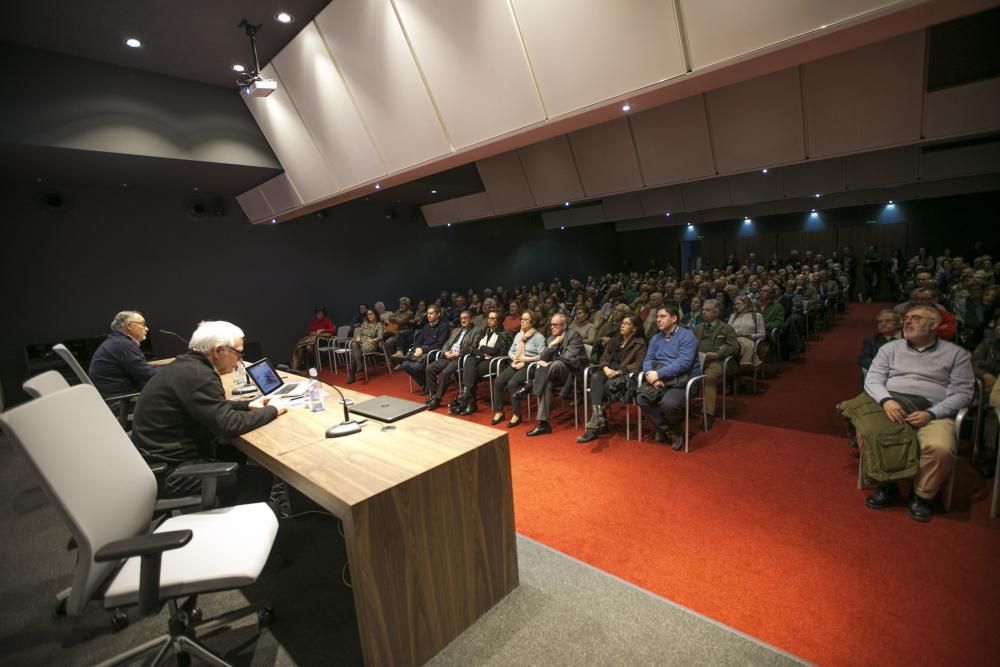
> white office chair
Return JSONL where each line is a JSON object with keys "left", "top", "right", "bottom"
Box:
{"left": 0, "top": 384, "right": 277, "bottom": 667}
{"left": 23, "top": 370, "right": 71, "bottom": 398}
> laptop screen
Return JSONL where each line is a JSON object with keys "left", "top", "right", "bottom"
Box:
{"left": 245, "top": 358, "right": 283, "bottom": 395}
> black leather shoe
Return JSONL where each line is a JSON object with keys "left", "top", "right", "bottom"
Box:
{"left": 460, "top": 403, "right": 478, "bottom": 416}
{"left": 426, "top": 397, "right": 441, "bottom": 411}
{"left": 416, "top": 387, "right": 430, "bottom": 396}
{"left": 908, "top": 493, "right": 932, "bottom": 522}
{"left": 576, "top": 429, "right": 597, "bottom": 443}
{"left": 669, "top": 432, "right": 684, "bottom": 451}
{"left": 653, "top": 429, "right": 668, "bottom": 443}
{"left": 507, "top": 416, "right": 523, "bottom": 428}
{"left": 346, "top": 374, "right": 355, "bottom": 385}
{"left": 704, "top": 415, "right": 715, "bottom": 432}
{"left": 526, "top": 421, "right": 552, "bottom": 437}
{"left": 490, "top": 413, "right": 505, "bottom": 425}
{"left": 513, "top": 387, "right": 529, "bottom": 401}
{"left": 865, "top": 482, "right": 899, "bottom": 509}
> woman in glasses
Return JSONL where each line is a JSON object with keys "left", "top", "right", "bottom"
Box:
{"left": 491, "top": 310, "right": 545, "bottom": 427}
{"left": 452, "top": 309, "right": 513, "bottom": 416}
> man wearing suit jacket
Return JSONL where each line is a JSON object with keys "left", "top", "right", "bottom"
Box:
{"left": 692, "top": 299, "right": 739, "bottom": 431}
{"left": 858, "top": 310, "right": 902, "bottom": 371}
{"left": 424, "top": 310, "right": 478, "bottom": 411}
{"left": 523, "top": 313, "right": 588, "bottom": 436}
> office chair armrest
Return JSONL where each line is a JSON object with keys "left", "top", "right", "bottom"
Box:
{"left": 148, "top": 462, "right": 169, "bottom": 475}
{"left": 95, "top": 529, "right": 193, "bottom": 563}
{"left": 96, "top": 529, "right": 194, "bottom": 617}
{"left": 153, "top": 496, "right": 202, "bottom": 513}
{"left": 173, "top": 461, "right": 239, "bottom": 478}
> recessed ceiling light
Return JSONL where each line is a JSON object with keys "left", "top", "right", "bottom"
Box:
{"left": 232, "top": 64, "right": 245, "bottom": 72}
{"left": 814, "top": 193, "right": 822, "bottom": 198}
{"left": 125, "top": 38, "right": 142, "bottom": 48}
{"left": 664, "top": 212, "right": 671, "bottom": 217}
{"left": 446, "top": 223, "right": 452, "bottom": 227}
{"left": 431, "top": 190, "right": 437, "bottom": 194}
{"left": 563, "top": 201, "right": 570, "bottom": 207}
{"left": 275, "top": 12, "right": 294, "bottom": 24}
{"left": 621, "top": 104, "right": 631, "bottom": 112}
{"left": 761, "top": 168, "right": 768, "bottom": 174}
{"left": 374, "top": 183, "right": 381, "bottom": 190}
{"left": 560, "top": 226, "right": 566, "bottom": 230}
{"left": 271, "top": 219, "right": 277, "bottom": 224}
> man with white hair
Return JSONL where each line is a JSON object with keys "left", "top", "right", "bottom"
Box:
{"left": 131, "top": 320, "right": 283, "bottom": 498}
{"left": 88, "top": 310, "right": 160, "bottom": 397}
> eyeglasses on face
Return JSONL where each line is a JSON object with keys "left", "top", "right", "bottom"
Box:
{"left": 902, "top": 315, "right": 930, "bottom": 322}
{"left": 225, "top": 345, "right": 245, "bottom": 358}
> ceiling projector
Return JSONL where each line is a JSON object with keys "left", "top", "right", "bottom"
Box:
{"left": 240, "top": 76, "right": 277, "bottom": 97}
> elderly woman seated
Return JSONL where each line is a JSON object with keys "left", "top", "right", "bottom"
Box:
{"left": 727, "top": 295, "right": 766, "bottom": 370}
{"left": 290, "top": 306, "right": 335, "bottom": 371}
{"left": 346, "top": 307, "right": 385, "bottom": 384}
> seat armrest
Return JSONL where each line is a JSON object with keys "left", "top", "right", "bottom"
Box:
{"left": 96, "top": 530, "right": 193, "bottom": 617}
{"left": 173, "top": 461, "right": 238, "bottom": 478}
{"left": 95, "top": 529, "right": 193, "bottom": 562}
{"left": 154, "top": 495, "right": 202, "bottom": 513}
{"left": 148, "top": 462, "right": 169, "bottom": 475}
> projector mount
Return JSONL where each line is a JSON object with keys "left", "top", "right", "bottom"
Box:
{"left": 236, "top": 19, "right": 277, "bottom": 97}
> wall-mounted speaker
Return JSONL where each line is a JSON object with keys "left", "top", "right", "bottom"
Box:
{"left": 185, "top": 195, "right": 225, "bottom": 219}
{"left": 38, "top": 192, "right": 68, "bottom": 211}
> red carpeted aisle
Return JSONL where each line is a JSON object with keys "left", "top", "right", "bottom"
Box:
{"left": 323, "top": 308, "right": 1000, "bottom": 666}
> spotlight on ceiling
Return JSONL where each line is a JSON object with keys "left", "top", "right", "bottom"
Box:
{"left": 622, "top": 103, "right": 631, "bottom": 112}
{"left": 761, "top": 168, "right": 768, "bottom": 174}
{"left": 232, "top": 64, "right": 245, "bottom": 72}
{"left": 664, "top": 212, "right": 671, "bottom": 217}
{"left": 563, "top": 201, "right": 570, "bottom": 207}
{"left": 236, "top": 20, "right": 277, "bottom": 97}
{"left": 125, "top": 38, "right": 142, "bottom": 48}
{"left": 275, "top": 12, "right": 294, "bottom": 24}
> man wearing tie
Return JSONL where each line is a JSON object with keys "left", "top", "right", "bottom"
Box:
{"left": 524, "top": 313, "right": 587, "bottom": 436}
{"left": 424, "top": 311, "right": 478, "bottom": 411}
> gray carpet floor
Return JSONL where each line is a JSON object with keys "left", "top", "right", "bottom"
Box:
{"left": 0, "top": 435, "right": 806, "bottom": 666}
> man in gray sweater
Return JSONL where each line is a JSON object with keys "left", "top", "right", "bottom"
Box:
{"left": 863, "top": 304, "right": 974, "bottom": 522}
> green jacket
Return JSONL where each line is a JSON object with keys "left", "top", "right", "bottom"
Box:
{"left": 693, "top": 320, "right": 740, "bottom": 373}
{"left": 838, "top": 392, "right": 919, "bottom": 482}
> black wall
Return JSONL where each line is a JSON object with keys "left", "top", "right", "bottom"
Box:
{"left": 0, "top": 183, "right": 619, "bottom": 403}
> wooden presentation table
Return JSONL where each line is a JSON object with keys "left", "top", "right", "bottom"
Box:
{"left": 227, "top": 377, "right": 519, "bottom": 666}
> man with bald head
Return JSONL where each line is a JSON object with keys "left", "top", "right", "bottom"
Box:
{"left": 89, "top": 310, "right": 159, "bottom": 397}
{"left": 863, "top": 304, "right": 973, "bottom": 522}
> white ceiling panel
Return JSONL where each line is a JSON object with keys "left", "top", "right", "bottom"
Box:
{"left": 919, "top": 142, "right": 1000, "bottom": 181}
{"left": 422, "top": 192, "right": 494, "bottom": 227}
{"left": 242, "top": 65, "right": 336, "bottom": 205}
{"left": 602, "top": 192, "right": 644, "bottom": 221}
{"left": 803, "top": 31, "right": 924, "bottom": 158}
{"left": 236, "top": 187, "right": 272, "bottom": 223}
{"left": 680, "top": 0, "right": 897, "bottom": 69}
{"left": 258, "top": 173, "right": 303, "bottom": 215}
{"left": 681, "top": 178, "right": 732, "bottom": 210}
{"left": 477, "top": 152, "right": 536, "bottom": 213}
{"left": 924, "top": 78, "right": 1000, "bottom": 140}
{"left": 568, "top": 118, "right": 644, "bottom": 196}
{"left": 517, "top": 136, "right": 584, "bottom": 206}
{"left": 706, "top": 68, "right": 806, "bottom": 173}
{"left": 314, "top": 0, "right": 450, "bottom": 172}
{"left": 639, "top": 186, "right": 686, "bottom": 216}
{"left": 395, "top": 0, "right": 544, "bottom": 149}
{"left": 511, "top": 0, "right": 685, "bottom": 118}
{"left": 728, "top": 170, "right": 785, "bottom": 205}
{"left": 846, "top": 146, "right": 919, "bottom": 189}
{"left": 780, "top": 158, "right": 846, "bottom": 198}
{"left": 630, "top": 95, "right": 716, "bottom": 186}
{"left": 272, "top": 23, "right": 385, "bottom": 192}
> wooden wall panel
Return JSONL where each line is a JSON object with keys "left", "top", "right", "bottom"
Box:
{"left": 725, "top": 234, "right": 778, "bottom": 265}
{"left": 777, "top": 228, "right": 838, "bottom": 260}
{"left": 837, "top": 222, "right": 908, "bottom": 258}
{"left": 697, "top": 237, "right": 726, "bottom": 271}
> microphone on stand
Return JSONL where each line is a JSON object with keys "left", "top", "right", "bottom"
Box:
{"left": 275, "top": 366, "right": 359, "bottom": 437}
{"left": 159, "top": 329, "right": 190, "bottom": 345}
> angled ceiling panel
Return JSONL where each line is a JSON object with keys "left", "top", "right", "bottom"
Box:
{"left": 258, "top": 173, "right": 303, "bottom": 215}
{"left": 780, "top": 158, "right": 846, "bottom": 198}
{"left": 728, "top": 170, "right": 786, "bottom": 205}
{"left": 846, "top": 146, "right": 919, "bottom": 189}
{"left": 705, "top": 68, "right": 806, "bottom": 173}
{"left": 681, "top": 178, "right": 732, "bottom": 210}
{"left": 630, "top": 95, "right": 716, "bottom": 186}
{"left": 394, "top": 0, "right": 544, "bottom": 149}
{"left": 680, "top": 0, "right": 897, "bottom": 69}
{"left": 517, "top": 136, "right": 584, "bottom": 206}
{"left": 803, "top": 31, "right": 924, "bottom": 158}
{"left": 236, "top": 187, "right": 273, "bottom": 223}
{"left": 242, "top": 65, "right": 336, "bottom": 204}
{"left": 602, "top": 192, "right": 644, "bottom": 221}
{"left": 639, "top": 186, "right": 686, "bottom": 216}
{"left": 919, "top": 142, "right": 1000, "bottom": 181}
{"left": 924, "top": 78, "right": 1000, "bottom": 139}
{"left": 421, "top": 192, "right": 494, "bottom": 227}
{"left": 476, "top": 152, "right": 536, "bottom": 213}
{"left": 511, "top": 0, "right": 686, "bottom": 117}
{"left": 314, "top": 0, "right": 450, "bottom": 172}
{"left": 568, "top": 118, "right": 644, "bottom": 196}
{"left": 272, "top": 23, "right": 385, "bottom": 191}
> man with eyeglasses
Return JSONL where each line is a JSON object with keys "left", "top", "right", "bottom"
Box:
{"left": 453, "top": 309, "right": 511, "bottom": 416}
{"left": 131, "top": 320, "right": 283, "bottom": 500}
{"left": 862, "top": 305, "right": 973, "bottom": 522}
{"left": 524, "top": 313, "right": 587, "bottom": 437}
{"left": 424, "top": 310, "right": 479, "bottom": 411}
{"left": 858, "top": 310, "right": 902, "bottom": 372}
{"left": 893, "top": 287, "right": 957, "bottom": 340}
{"left": 88, "top": 310, "right": 160, "bottom": 397}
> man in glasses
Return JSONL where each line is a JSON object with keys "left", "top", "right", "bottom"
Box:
{"left": 131, "top": 320, "right": 283, "bottom": 500}
{"left": 857, "top": 310, "right": 902, "bottom": 373}
{"left": 524, "top": 313, "right": 587, "bottom": 437}
{"left": 862, "top": 305, "right": 973, "bottom": 522}
{"left": 453, "top": 309, "right": 512, "bottom": 416}
{"left": 88, "top": 310, "right": 160, "bottom": 397}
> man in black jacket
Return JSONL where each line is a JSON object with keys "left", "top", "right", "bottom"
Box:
{"left": 424, "top": 310, "right": 478, "bottom": 410}
{"left": 524, "top": 313, "right": 588, "bottom": 436}
{"left": 455, "top": 309, "right": 512, "bottom": 415}
{"left": 858, "top": 310, "right": 902, "bottom": 372}
{"left": 398, "top": 305, "right": 450, "bottom": 392}
{"left": 131, "top": 320, "right": 283, "bottom": 498}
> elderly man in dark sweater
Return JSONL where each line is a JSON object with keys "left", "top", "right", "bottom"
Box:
{"left": 88, "top": 310, "right": 160, "bottom": 397}
{"left": 863, "top": 305, "right": 974, "bottom": 522}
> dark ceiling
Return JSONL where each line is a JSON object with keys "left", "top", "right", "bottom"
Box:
{"left": 1, "top": 0, "right": 331, "bottom": 88}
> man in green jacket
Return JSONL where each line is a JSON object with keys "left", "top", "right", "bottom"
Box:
{"left": 692, "top": 299, "right": 739, "bottom": 431}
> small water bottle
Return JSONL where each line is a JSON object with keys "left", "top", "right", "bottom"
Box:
{"left": 308, "top": 367, "right": 324, "bottom": 412}
{"left": 233, "top": 364, "right": 247, "bottom": 387}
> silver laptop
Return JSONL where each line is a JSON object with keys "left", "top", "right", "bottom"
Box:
{"left": 244, "top": 358, "right": 309, "bottom": 398}
{"left": 350, "top": 395, "right": 426, "bottom": 423}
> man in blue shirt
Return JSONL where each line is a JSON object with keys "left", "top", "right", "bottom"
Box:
{"left": 639, "top": 304, "right": 700, "bottom": 450}
{"left": 88, "top": 310, "right": 160, "bottom": 397}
